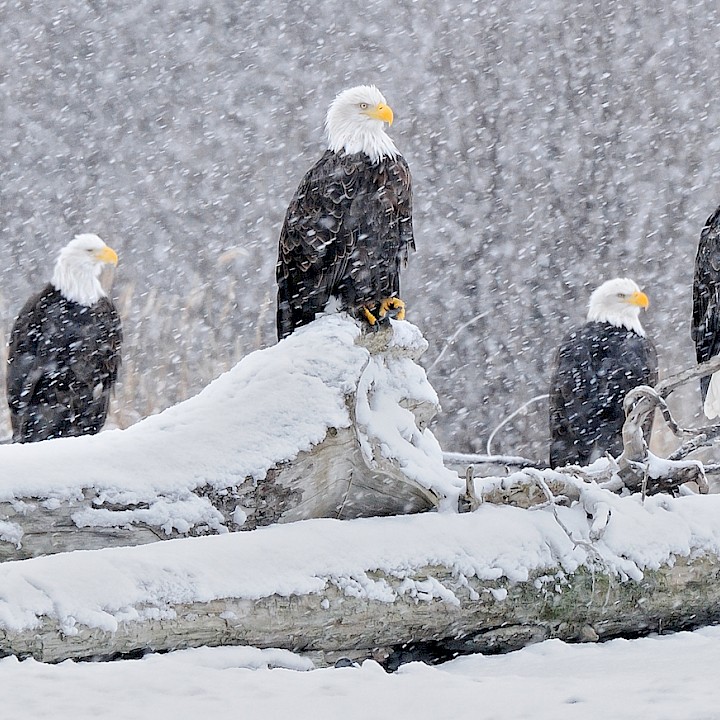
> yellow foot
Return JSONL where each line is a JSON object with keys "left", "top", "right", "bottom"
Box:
{"left": 362, "top": 305, "right": 379, "bottom": 326}
{"left": 360, "top": 298, "right": 406, "bottom": 330}
{"left": 378, "top": 297, "right": 405, "bottom": 321}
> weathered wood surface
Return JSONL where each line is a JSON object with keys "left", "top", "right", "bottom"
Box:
{"left": 2, "top": 554, "right": 720, "bottom": 667}
{"left": 0, "top": 319, "right": 453, "bottom": 562}
{"left": 0, "top": 423, "right": 440, "bottom": 562}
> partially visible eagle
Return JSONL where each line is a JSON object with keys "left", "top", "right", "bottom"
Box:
{"left": 6, "top": 234, "right": 123, "bottom": 443}
{"left": 549, "top": 278, "right": 657, "bottom": 468}
{"left": 276, "top": 85, "right": 414, "bottom": 340}
{"left": 691, "top": 204, "right": 720, "bottom": 418}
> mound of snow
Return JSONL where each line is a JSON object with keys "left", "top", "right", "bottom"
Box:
{"left": 0, "top": 315, "right": 462, "bottom": 541}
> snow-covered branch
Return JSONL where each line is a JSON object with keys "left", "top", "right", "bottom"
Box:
{"left": 453, "top": 356, "right": 720, "bottom": 509}
{"left": 614, "top": 356, "right": 720, "bottom": 493}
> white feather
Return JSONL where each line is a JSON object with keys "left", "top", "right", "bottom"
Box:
{"left": 704, "top": 372, "right": 720, "bottom": 419}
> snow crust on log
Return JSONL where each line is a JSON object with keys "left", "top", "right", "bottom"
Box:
{"left": 0, "top": 315, "right": 461, "bottom": 556}
{"left": 3, "top": 491, "right": 720, "bottom": 662}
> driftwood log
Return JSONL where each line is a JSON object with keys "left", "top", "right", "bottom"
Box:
{"left": 0, "top": 318, "right": 458, "bottom": 562}
{"left": 2, "top": 323, "right": 717, "bottom": 565}
{"left": 1, "top": 507, "right": 720, "bottom": 667}
{"left": 5, "top": 559, "right": 720, "bottom": 667}
{"left": 2, "top": 323, "right": 720, "bottom": 668}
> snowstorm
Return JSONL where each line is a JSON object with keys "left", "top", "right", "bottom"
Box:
{"left": 2, "top": 1, "right": 720, "bottom": 714}
{"left": 3, "top": 0, "right": 718, "bottom": 460}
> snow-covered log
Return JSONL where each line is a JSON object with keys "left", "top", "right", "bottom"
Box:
{"left": 0, "top": 316, "right": 461, "bottom": 562}
{"left": 2, "top": 492, "right": 720, "bottom": 666}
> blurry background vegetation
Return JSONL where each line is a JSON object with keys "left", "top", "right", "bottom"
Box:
{"left": 1, "top": 0, "right": 719, "bottom": 461}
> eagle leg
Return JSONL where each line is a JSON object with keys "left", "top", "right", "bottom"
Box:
{"left": 378, "top": 297, "right": 406, "bottom": 321}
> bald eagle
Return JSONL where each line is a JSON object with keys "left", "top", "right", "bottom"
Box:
{"left": 276, "top": 85, "right": 414, "bottom": 340}
{"left": 6, "top": 234, "right": 123, "bottom": 443}
{"left": 691, "top": 204, "right": 720, "bottom": 418}
{"left": 549, "top": 278, "right": 657, "bottom": 468}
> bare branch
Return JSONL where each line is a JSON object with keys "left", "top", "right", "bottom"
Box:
{"left": 452, "top": 357, "right": 720, "bottom": 511}
{"left": 425, "top": 311, "right": 489, "bottom": 373}
{"left": 443, "top": 451, "right": 544, "bottom": 469}
{"left": 667, "top": 434, "right": 720, "bottom": 462}
{"left": 614, "top": 357, "right": 720, "bottom": 494}
{"left": 655, "top": 353, "right": 720, "bottom": 399}
{"left": 525, "top": 468, "right": 609, "bottom": 566}
{"left": 485, "top": 393, "right": 549, "bottom": 456}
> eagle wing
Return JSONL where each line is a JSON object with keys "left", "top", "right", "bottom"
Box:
{"left": 6, "top": 286, "right": 54, "bottom": 422}
{"left": 692, "top": 204, "right": 720, "bottom": 398}
{"left": 276, "top": 150, "right": 413, "bottom": 340}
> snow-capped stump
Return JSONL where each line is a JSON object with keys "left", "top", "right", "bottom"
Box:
{"left": 0, "top": 315, "right": 462, "bottom": 561}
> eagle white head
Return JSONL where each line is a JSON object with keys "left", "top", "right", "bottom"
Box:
{"left": 325, "top": 85, "right": 399, "bottom": 163}
{"left": 586, "top": 277, "right": 649, "bottom": 336}
{"left": 51, "top": 233, "right": 119, "bottom": 307}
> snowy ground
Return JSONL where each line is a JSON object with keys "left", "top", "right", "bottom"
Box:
{"left": 3, "top": 627, "right": 720, "bottom": 719}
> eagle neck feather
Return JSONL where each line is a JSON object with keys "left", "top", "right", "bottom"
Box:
{"left": 328, "top": 126, "right": 398, "bottom": 164}
{"left": 52, "top": 263, "right": 106, "bottom": 307}
{"left": 587, "top": 309, "right": 645, "bottom": 337}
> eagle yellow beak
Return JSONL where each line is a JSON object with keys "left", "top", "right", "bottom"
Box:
{"left": 629, "top": 290, "right": 649, "bottom": 309}
{"left": 367, "top": 102, "right": 394, "bottom": 126}
{"left": 96, "top": 246, "right": 119, "bottom": 266}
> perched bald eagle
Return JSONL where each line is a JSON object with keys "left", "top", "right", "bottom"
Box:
{"left": 276, "top": 85, "right": 414, "bottom": 340}
{"left": 691, "top": 204, "right": 720, "bottom": 418}
{"left": 549, "top": 278, "right": 657, "bottom": 468}
{"left": 6, "top": 234, "right": 123, "bottom": 443}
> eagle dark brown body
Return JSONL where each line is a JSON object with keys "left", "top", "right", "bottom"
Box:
{"left": 7, "top": 284, "right": 122, "bottom": 443}
{"left": 691, "top": 204, "right": 720, "bottom": 401}
{"left": 276, "top": 148, "right": 414, "bottom": 340}
{"left": 549, "top": 321, "right": 657, "bottom": 468}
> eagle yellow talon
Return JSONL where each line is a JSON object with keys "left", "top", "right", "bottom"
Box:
{"left": 379, "top": 297, "right": 406, "bottom": 321}
{"left": 362, "top": 306, "right": 378, "bottom": 326}
{"left": 361, "top": 298, "right": 405, "bottom": 329}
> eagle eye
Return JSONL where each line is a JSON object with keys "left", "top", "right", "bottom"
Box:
{"left": 617, "top": 293, "right": 626, "bottom": 298}
{"left": 359, "top": 102, "right": 369, "bottom": 110}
